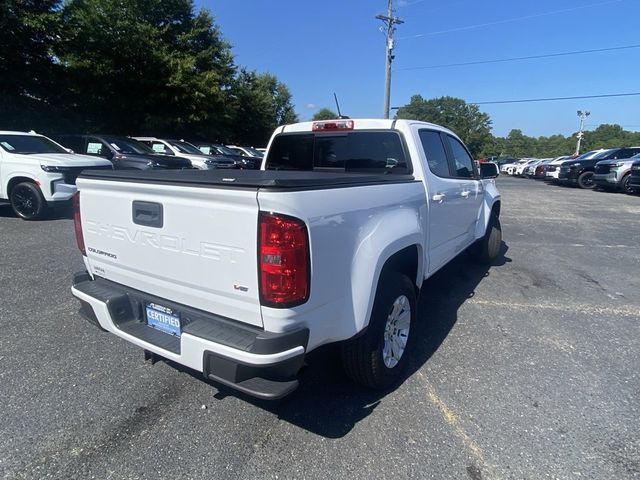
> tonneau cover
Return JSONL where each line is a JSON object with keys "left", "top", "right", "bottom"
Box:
{"left": 79, "top": 168, "right": 415, "bottom": 190}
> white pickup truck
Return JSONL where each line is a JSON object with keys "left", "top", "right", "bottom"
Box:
{"left": 71, "top": 119, "right": 501, "bottom": 399}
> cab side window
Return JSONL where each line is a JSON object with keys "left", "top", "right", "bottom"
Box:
{"left": 447, "top": 135, "right": 475, "bottom": 178}
{"left": 616, "top": 147, "right": 640, "bottom": 159}
{"left": 419, "top": 130, "right": 450, "bottom": 178}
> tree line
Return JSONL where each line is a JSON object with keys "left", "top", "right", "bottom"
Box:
{"left": 391, "top": 95, "right": 640, "bottom": 159}
{"left": 0, "top": 0, "right": 298, "bottom": 146}
{"left": 313, "top": 95, "right": 640, "bottom": 158}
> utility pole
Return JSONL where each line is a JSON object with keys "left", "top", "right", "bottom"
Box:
{"left": 575, "top": 110, "right": 590, "bottom": 155}
{"left": 376, "top": 0, "right": 403, "bottom": 119}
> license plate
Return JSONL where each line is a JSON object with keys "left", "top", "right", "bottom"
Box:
{"left": 145, "top": 302, "right": 181, "bottom": 337}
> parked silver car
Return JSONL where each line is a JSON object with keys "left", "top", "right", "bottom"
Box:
{"left": 593, "top": 153, "right": 640, "bottom": 193}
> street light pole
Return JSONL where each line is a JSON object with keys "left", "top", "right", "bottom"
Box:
{"left": 376, "top": 1, "right": 403, "bottom": 119}
{"left": 575, "top": 110, "right": 590, "bottom": 155}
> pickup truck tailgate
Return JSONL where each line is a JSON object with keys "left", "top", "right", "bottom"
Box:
{"left": 77, "top": 177, "right": 263, "bottom": 327}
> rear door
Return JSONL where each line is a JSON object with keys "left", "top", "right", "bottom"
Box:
{"left": 443, "top": 134, "right": 483, "bottom": 248}
{"left": 78, "top": 178, "right": 264, "bottom": 327}
{"left": 418, "top": 129, "right": 465, "bottom": 273}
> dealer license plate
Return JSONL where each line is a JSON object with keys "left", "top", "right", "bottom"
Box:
{"left": 145, "top": 302, "right": 181, "bottom": 337}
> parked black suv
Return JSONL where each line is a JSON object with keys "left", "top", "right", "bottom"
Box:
{"left": 53, "top": 135, "right": 193, "bottom": 170}
{"left": 558, "top": 147, "right": 640, "bottom": 189}
{"left": 629, "top": 159, "right": 640, "bottom": 194}
{"left": 192, "top": 142, "right": 260, "bottom": 169}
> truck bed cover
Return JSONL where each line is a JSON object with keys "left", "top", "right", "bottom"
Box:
{"left": 78, "top": 169, "right": 415, "bottom": 190}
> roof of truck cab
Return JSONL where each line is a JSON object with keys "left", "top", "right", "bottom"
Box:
{"left": 278, "top": 118, "right": 455, "bottom": 135}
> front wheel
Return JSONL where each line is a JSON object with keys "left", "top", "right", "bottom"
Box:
{"left": 577, "top": 171, "right": 595, "bottom": 189}
{"left": 473, "top": 213, "right": 502, "bottom": 264}
{"left": 10, "top": 182, "right": 47, "bottom": 220}
{"left": 341, "top": 273, "right": 416, "bottom": 389}
{"left": 621, "top": 174, "right": 633, "bottom": 194}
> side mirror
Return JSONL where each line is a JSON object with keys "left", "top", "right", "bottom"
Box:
{"left": 480, "top": 162, "right": 499, "bottom": 179}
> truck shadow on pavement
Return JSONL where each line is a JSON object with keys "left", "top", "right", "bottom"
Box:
{"left": 210, "top": 242, "right": 511, "bottom": 438}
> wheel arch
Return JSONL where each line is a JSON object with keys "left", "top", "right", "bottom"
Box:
{"left": 7, "top": 175, "right": 39, "bottom": 195}
{"left": 475, "top": 187, "right": 501, "bottom": 240}
{"left": 379, "top": 245, "right": 421, "bottom": 295}
{"left": 491, "top": 199, "right": 501, "bottom": 218}
{"left": 353, "top": 238, "right": 424, "bottom": 334}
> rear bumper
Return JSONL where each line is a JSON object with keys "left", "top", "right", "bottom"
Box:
{"left": 71, "top": 272, "right": 308, "bottom": 399}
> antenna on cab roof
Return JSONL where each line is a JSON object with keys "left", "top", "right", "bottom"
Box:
{"left": 334, "top": 93, "right": 350, "bottom": 119}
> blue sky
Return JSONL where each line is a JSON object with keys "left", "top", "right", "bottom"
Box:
{"left": 199, "top": 0, "right": 639, "bottom": 137}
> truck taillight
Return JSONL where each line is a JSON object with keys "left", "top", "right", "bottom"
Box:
{"left": 312, "top": 120, "right": 354, "bottom": 131}
{"left": 258, "top": 212, "right": 309, "bottom": 307}
{"left": 73, "top": 192, "right": 86, "bottom": 255}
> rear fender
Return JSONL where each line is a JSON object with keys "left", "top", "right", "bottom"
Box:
{"left": 350, "top": 207, "right": 424, "bottom": 333}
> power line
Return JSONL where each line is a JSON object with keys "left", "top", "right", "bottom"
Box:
{"left": 469, "top": 92, "right": 640, "bottom": 105}
{"left": 397, "top": 44, "right": 640, "bottom": 71}
{"left": 399, "top": 0, "right": 624, "bottom": 39}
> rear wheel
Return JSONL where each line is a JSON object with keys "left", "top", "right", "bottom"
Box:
{"left": 341, "top": 272, "right": 416, "bottom": 389}
{"left": 10, "top": 182, "right": 47, "bottom": 220}
{"left": 577, "top": 171, "right": 595, "bottom": 189}
{"left": 621, "top": 174, "right": 633, "bottom": 194}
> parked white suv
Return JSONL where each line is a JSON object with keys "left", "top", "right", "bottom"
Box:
{"left": 0, "top": 131, "right": 112, "bottom": 220}
{"left": 514, "top": 159, "right": 539, "bottom": 176}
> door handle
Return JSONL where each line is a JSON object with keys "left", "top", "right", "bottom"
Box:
{"left": 460, "top": 190, "right": 470, "bottom": 198}
{"left": 431, "top": 193, "right": 445, "bottom": 203}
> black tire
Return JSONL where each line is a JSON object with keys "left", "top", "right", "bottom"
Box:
{"left": 341, "top": 272, "right": 416, "bottom": 389}
{"left": 621, "top": 174, "right": 633, "bottom": 194}
{"left": 577, "top": 171, "right": 595, "bottom": 189}
{"left": 9, "top": 182, "right": 47, "bottom": 220}
{"left": 473, "top": 212, "right": 502, "bottom": 264}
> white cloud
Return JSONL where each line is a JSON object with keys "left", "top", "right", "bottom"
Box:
{"left": 305, "top": 103, "right": 317, "bottom": 109}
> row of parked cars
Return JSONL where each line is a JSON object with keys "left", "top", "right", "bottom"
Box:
{"left": 0, "top": 130, "right": 265, "bottom": 220}
{"left": 498, "top": 147, "right": 640, "bottom": 194}
{"left": 53, "top": 134, "right": 265, "bottom": 171}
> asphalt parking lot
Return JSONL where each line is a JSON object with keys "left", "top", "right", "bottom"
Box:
{"left": 1, "top": 176, "right": 638, "bottom": 480}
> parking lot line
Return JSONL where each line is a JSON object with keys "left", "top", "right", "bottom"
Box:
{"left": 417, "top": 371, "right": 503, "bottom": 480}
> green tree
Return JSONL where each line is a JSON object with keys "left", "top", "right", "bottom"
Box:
{"left": 0, "top": 0, "right": 63, "bottom": 130}
{"left": 395, "top": 95, "right": 493, "bottom": 156}
{"left": 312, "top": 108, "right": 338, "bottom": 121}
{"left": 228, "top": 69, "right": 298, "bottom": 146}
{"left": 581, "top": 124, "right": 632, "bottom": 151}
{"left": 57, "top": 0, "right": 236, "bottom": 138}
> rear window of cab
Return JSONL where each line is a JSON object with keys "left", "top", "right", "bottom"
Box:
{"left": 266, "top": 131, "right": 411, "bottom": 174}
